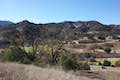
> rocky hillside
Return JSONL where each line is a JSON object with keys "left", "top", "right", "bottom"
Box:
{"left": 0, "top": 20, "right": 120, "bottom": 42}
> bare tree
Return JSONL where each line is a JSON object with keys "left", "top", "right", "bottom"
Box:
{"left": 2, "top": 29, "right": 43, "bottom": 61}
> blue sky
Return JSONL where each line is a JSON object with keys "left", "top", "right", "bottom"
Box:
{"left": 0, "top": 0, "right": 120, "bottom": 24}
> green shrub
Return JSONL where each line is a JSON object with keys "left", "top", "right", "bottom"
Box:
{"left": 61, "top": 56, "right": 79, "bottom": 71}
{"left": 60, "top": 54, "right": 90, "bottom": 71}
{"left": 104, "top": 47, "right": 111, "bottom": 53}
{"left": 82, "top": 62, "right": 91, "bottom": 70}
{"left": 103, "top": 60, "right": 111, "bottom": 66}
{"left": 98, "top": 62, "right": 102, "bottom": 65}
{"left": 59, "top": 53, "right": 80, "bottom": 71}
{"left": 0, "top": 47, "right": 32, "bottom": 64}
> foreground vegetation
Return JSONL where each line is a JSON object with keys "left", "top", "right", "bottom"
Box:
{"left": 0, "top": 62, "right": 95, "bottom": 80}
{"left": 0, "top": 29, "right": 91, "bottom": 71}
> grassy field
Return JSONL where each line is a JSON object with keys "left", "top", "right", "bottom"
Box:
{"left": 0, "top": 61, "right": 119, "bottom": 80}
{"left": 0, "top": 62, "right": 100, "bottom": 80}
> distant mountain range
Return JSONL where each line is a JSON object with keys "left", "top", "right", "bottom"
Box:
{"left": 0, "top": 21, "right": 14, "bottom": 27}
{"left": 0, "top": 20, "right": 120, "bottom": 41}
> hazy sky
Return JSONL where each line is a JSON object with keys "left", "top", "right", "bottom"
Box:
{"left": 0, "top": 0, "right": 120, "bottom": 24}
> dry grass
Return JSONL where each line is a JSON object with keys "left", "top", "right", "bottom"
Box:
{"left": 0, "top": 63, "right": 27, "bottom": 80}
{"left": 99, "top": 71, "right": 120, "bottom": 80}
{"left": 0, "top": 62, "right": 99, "bottom": 80}
{"left": 91, "top": 65, "right": 120, "bottom": 80}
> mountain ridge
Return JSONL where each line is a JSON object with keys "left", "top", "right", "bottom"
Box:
{"left": 0, "top": 20, "right": 120, "bottom": 41}
{"left": 0, "top": 21, "right": 14, "bottom": 27}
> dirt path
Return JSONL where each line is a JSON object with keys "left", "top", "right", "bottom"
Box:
{"left": 90, "top": 65, "right": 120, "bottom": 80}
